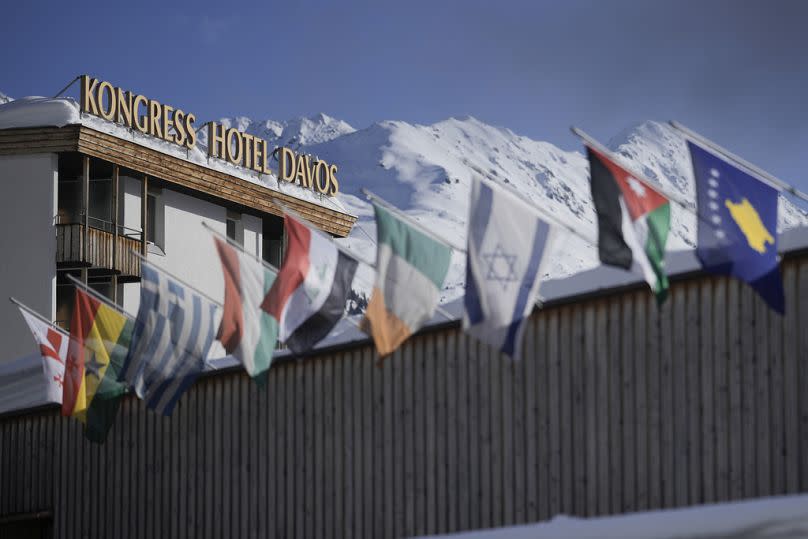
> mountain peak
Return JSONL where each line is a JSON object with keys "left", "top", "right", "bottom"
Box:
{"left": 0, "top": 91, "right": 12, "bottom": 105}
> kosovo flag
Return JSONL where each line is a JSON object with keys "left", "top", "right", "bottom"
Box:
{"left": 688, "top": 140, "right": 784, "bottom": 314}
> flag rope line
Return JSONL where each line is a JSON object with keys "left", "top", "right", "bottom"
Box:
{"left": 360, "top": 188, "right": 467, "bottom": 252}
{"left": 200, "top": 221, "right": 280, "bottom": 275}
{"left": 66, "top": 274, "right": 136, "bottom": 321}
{"left": 669, "top": 121, "right": 808, "bottom": 204}
{"left": 129, "top": 250, "right": 224, "bottom": 309}
{"left": 9, "top": 297, "right": 70, "bottom": 337}
{"left": 53, "top": 75, "right": 80, "bottom": 99}
{"left": 570, "top": 126, "right": 744, "bottom": 245}
{"left": 276, "top": 204, "right": 458, "bottom": 323}
{"left": 460, "top": 158, "right": 599, "bottom": 247}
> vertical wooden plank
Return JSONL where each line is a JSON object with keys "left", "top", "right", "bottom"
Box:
{"left": 523, "top": 315, "right": 539, "bottom": 523}
{"left": 726, "top": 278, "right": 743, "bottom": 500}
{"left": 412, "top": 338, "right": 425, "bottom": 536}
{"left": 332, "top": 354, "right": 344, "bottom": 539}
{"left": 798, "top": 261, "right": 808, "bottom": 491}
{"left": 782, "top": 264, "right": 799, "bottom": 494}
{"left": 501, "top": 338, "right": 515, "bottom": 526}
{"left": 383, "top": 351, "right": 395, "bottom": 539}
{"left": 362, "top": 349, "right": 373, "bottom": 538}
{"left": 296, "top": 361, "right": 307, "bottom": 539}
{"left": 456, "top": 334, "right": 471, "bottom": 532}
{"left": 392, "top": 346, "right": 405, "bottom": 538}
{"left": 621, "top": 296, "right": 636, "bottom": 512}
{"left": 571, "top": 306, "right": 586, "bottom": 516}
{"left": 769, "top": 293, "right": 785, "bottom": 496}
{"left": 467, "top": 337, "right": 481, "bottom": 530}
{"left": 713, "top": 278, "right": 729, "bottom": 502}
{"left": 685, "top": 284, "right": 702, "bottom": 505}
{"left": 489, "top": 341, "right": 503, "bottom": 526}
{"left": 584, "top": 305, "right": 598, "bottom": 516}
{"left": 304, "top": 359, "right": 316, "bottom": 539}
{"left": 634, "top": 293, "right": 648, "bottom": 511}
{"left": 740, "top": 284, "right": 757, "bottom": 498}
{"left": 372, "top": 349, "right": 385, "bottom": 538}
{"left": 595, "top": 302, "right": 610, "bottom": 515}
{"left": 444, "top": 331, "right": 458, "bottom": 532}
{"left": 546, "top": 308, "right": 561, "bottom": 518}
{"left": 559, "top": 307, "right": 574, "bottom": 515}
{"left": 422, "top": 337, "right": 437, "bottom": 535}
{"left": 324, "top": 357, "right": 335, "bottom": 539}
{"left": 700, "top": 279, "right": 716, "bottom": 504}
{"left": 605, "top": 299, "right": 621, "bottom": 514}
{"left": 434, "top": 333, "right": 449, "bottom": 533}
{"left": 478, "top": 340, "right": 492, "bottom": 528}
{"left": 403, "top": 342, "right": 415, "bottom": 537}
{"left": 512, "top": 320, "right": 527, "bottom": 525}
{"left": 646, "top": 295, "right": 661, "bottom": 510}
{"left": 672, "top": 285, "right": 688, "bottom": 507}
{"left": 755, "top": 292, "right": 772, "bottom": 497}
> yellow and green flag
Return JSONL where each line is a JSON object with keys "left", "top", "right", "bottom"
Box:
{"left": 63, "top": 288, "right": 132, "bottom": 443}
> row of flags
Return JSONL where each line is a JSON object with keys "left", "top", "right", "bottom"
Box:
{"left": 12, "top": 125, "right": 793, "bottom": 443}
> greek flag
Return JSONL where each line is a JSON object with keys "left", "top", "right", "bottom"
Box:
{"left": 120, "top": 261, "right": 218, "bottom": 416}
{"left": 463, "top": 178, "right": 556, "bottom": 359}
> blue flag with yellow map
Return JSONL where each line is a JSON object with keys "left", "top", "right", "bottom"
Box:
{"left": 688, "top": 140, "right": 784, "bottom": 314}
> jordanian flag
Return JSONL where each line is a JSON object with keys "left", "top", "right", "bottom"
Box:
{"left": 363, "top": 202, "right": 451, "bottom": 357}
{"left": 63, "top": 288, "right": 132, "bottom": 443}
{"left": 214, "top": 236, "right": 279, "bottom": 381}
{"left": 261, "top": 214, "right": 358, "bottom": 354}
{"left": 587, "top": 145, "right": 671, "bottom": 303}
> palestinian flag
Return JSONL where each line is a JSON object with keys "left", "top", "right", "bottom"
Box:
{"left": 214, "top": 236, "right": 279, "bottom": 381}
{"left": 63, "top": 288, "right": 132, "bottom": 443}
{"left": 587, "top": 145, "right": 671, "bottom": 303}
{"left": 261, "top": 214, "right": 358, "bottom": 354}
{"left": 362, "top": 202, "right": 451, "bottom": 357}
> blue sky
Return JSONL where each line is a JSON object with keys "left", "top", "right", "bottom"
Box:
{"left": 2, "top": 0, "right": 807, "bottom": 194}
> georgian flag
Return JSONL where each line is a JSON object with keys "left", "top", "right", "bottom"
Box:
{"left": 17, "top": 306, "right": 68, "bottom": 404}
{"left": 463, "top": 178, "right": 556, "bottom": 359}
{"left": 262, "top": 214, "right": 358, "bottom": 354}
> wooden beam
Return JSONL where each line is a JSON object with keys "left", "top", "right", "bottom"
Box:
{"left": 141, "top": 175, "right": 148, "bottom": 258}
{"left": 112, "top": 164, "right": 119, "bottom": 304}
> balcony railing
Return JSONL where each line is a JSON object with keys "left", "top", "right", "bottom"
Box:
{"left": 55, "top": 220, "right": 142, "bottom": 281}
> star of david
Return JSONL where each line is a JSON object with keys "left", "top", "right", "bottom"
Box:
{"left": 481, "top": 243, "right": 519, "bottom": 291}
{"left": 85, "top": 351, "right": 105, "bottom": 381}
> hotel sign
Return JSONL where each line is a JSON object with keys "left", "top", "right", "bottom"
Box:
{"left": 80, "top": 75, "right": 341, "bottom": 196}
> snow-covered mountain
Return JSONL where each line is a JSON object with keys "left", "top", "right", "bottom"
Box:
{"left": 0, "top": 91, "right": 11, "bottom": 105}
{"left": 273, "top": 115, "right": 808, "bottom": 302}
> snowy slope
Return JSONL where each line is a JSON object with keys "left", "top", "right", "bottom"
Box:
{"left": 0, "top": 91, "right": 11, "bottom": 104}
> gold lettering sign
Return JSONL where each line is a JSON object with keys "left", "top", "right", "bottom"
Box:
{"left": 79, "top": 75, "right": 341, "bottom": 196}
{"left": 80, "top": 75, "right": 197, "bottom": 149}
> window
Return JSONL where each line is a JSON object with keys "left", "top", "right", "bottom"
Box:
{"left": 146, "top": 187, "right": 165, "bottom": 252}
{"left": 262, "top": 214, "right": 284, "bottom": 268}
{"left": 226, "top": 210, "right": 244, "bottom": 245}
{"left": 57, "top": 153, "right": 82, "bottom": 224}
{"left": 88, "top": 159, "right": 113, "bottom": 232}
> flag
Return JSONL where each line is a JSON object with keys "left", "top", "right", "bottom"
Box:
{"left": 362, "top": 202, "right": 452, "bottom": 357}
{"left": 463, "top": 178, "right": 556, "bottom": 359}
{"left": 62, "top": 288, "right": 131, "bottom": 443}
{"left": 261, "top": 214, "right": 358, "bottom": 354}
{"left": 688, "top": 140, "right": 784, "bottom": 313}
{"left": 17, "top": 306, "right": 67, "bottom": 404}
{"left": 587, "top": 145, "right": 671, "bottom": 303}
{"left": 214, "top": 236, "right": 279, "bottom": 381}
{"left": 119, "top": 261, "right": 218, "bottom": 416}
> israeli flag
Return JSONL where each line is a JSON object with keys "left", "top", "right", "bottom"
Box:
{"left": 120, "top": 261, "right": 218, "bottom": 416}
{"left": 463, "top": 178, "right": 556, "bottom": 359}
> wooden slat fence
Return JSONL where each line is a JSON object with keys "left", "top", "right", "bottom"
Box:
{"left": 2, "top": 255, "right": 808, "bottom": 538}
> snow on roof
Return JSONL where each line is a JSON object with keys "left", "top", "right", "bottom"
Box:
{"left": 0, "top": 96, "right": 351, "bottom": 216}
{"left": 414, "top": 494, "right": 808, "bottom": 538}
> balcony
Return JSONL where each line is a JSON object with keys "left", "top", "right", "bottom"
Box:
{"left": 55, "top": 219, "right": 142, "bottom": 281}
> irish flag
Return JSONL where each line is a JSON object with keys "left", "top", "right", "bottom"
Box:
{"left": 214, "top": 236, "right": 279, "bottom": 380}
{"left": 261, "top": 214, "right": 358, "bottom": 354}
{"left": 587, "top": 145, "right": 671, "bottom": 303}
{"left": 63, "top": 288, "right": 131, "bottom": 443}
{"left": 362, "top": 202, "right": 451, "bottom": 357}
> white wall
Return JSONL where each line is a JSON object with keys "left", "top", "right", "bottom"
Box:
{"left": 0, "top": 154, "right": 57, "bottom": 362}
{"left": 121, "top": 187, "right": 263, "bottom": 358}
